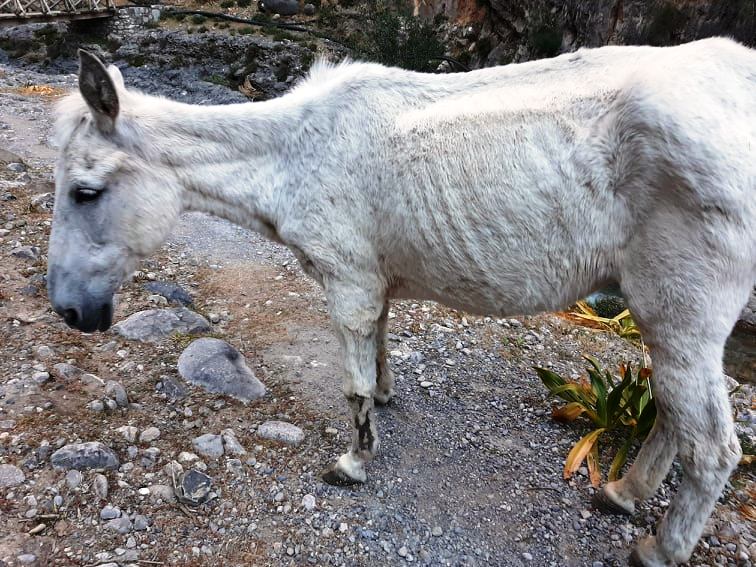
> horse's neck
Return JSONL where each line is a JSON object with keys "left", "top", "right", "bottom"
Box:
{"left": 133, "top": 93, "right": 318, "bottom": 238}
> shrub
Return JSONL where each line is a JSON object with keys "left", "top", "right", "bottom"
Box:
{"left": 645, "top": 3, "right": 685, "bottom": 46}
{"left": 236, "top": 0, "right": 251, "bottom": 7}
{"left": 220, "top": 0, "right": 234, "bottom": 7}
{"left": 191, "top": 14, "right": 207, "bottom": 24}
{"left": 564, "top": 300, "right": 641, "bottom": 342}
{"left": 530, "top": 25, "right": 561, "bottom": 58}
{"left": 366, "top": 5, "right": 443, "bottom": 72}
{"left": 536, "top": 358, "right": 656, "bottom": 486}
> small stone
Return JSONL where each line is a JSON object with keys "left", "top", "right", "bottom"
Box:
{"left": 398, "top": 546, "right": 408, "bottom": 557}
{"left": 303, "top": 3, "right": 315, "bottom": 16}
{"left": 51, "top": 442, "right": 120, "bottom": 471}
{"left": 100, "top": 505, "right": 121, "bottom": 520}
{"left": 87, "top": 400, "right": 105, "bottom": 412}
{"left": 324, "top": 427, "right": 338, "bottom": 436}
{"left": 65, "top": 469, "right": 82, "bottom": 489}
{"left": 178, "top": 469, "right": 213, "bottom": 506}
{"left": 139, "top": 427, "right": 161, "bottom": 443}
{"left": 143, "top": 281, "right": 193, "bottom": 306}
{"left": 106, "top": 516, "right": 132, "bottom": 534}
{"left": 0, "top": 464, "right": 25, "bottom": 488}
{"left": 133, "top": 514, "right": 150, "bottom": 531}
{"left": 420, "top": 381, "right": 433, "bottom": 388}
{"left": 148, "top": 484, "right": 176, "bottom": 504}
{"left": 192, "top": 434, "right": 224, "bottom": 458}
{"left": 178, "top": 451, "right": 199, "bottom": 463}
{"left": 31, "top": 371, "right": 50, "bottom": 384}
{"left": 221, "top": 429, "right": 246, "bottom": 455}
{"left": 116, "top": 426, "right": 138, "bottom": 443}
{"left": 431, "top": 526, "right": 443, "bottom": 537}
{"left": 7, "top": 162, "right": 26, "bottom": 172}
{"left": 93, "top": 473, "right": 109, "bottom": 499}
{"left": 256, "top": 421, "right": 304, "bottom": 446}
{"left": 159, "top": 374, "right": 187, "bottom": 400}
{"left": 17, "top": 555, "right": 36, "bottom": 565}
{"left": 208, "top": 312, "right": 221, "bottom": 324}
{"left": 11, "top": 245, "right": 40, "bottom": 261}
{"left": 523, "top": 552, "right": 533, "bottom": 561}
{"left": 105, "top": 381, "right": 129, "bottom": 407}
{"left": 301, "top": 494, "right": 316, "bottom": 511}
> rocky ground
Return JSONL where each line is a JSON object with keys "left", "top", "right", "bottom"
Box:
{"left": 0, "top": 23, "right": 754, "bottom": 567}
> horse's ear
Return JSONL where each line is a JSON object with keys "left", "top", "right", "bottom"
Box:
{"left": 78, "top": 49, "right": 119, "bottom": 134}
{"left": 107, "top": 64, "right": 125, "bottom": 90}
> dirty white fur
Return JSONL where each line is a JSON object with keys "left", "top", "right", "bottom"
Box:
{"left": 50, "top": 38, "right": 756, "bottom": 566}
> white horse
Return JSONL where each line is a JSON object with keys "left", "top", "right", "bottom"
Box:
{"left": 48, "top": 40, "right": 755, "bottom": 566}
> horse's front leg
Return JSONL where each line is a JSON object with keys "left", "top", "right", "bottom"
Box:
{"left": 322, "top": 283, "right": 384, "bottom": 485}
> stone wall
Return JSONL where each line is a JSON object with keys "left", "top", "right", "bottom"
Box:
{"left": 108, "top": 5, "right": 162, "bottom": 36}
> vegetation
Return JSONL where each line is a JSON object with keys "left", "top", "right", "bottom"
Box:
{"left": 358, "top": 2, "right": 443, "bottom": 72}
{"left": 220, "top": 0, "right": 235, "bottom": 7}
{"left": 564, "top": 300, "right": 641, "bottom": 342}
{"left": 191, "top": 14, "right": 207, "bottom": 25}
{"left": 529, "top": 25, "right": 561, "bottom": 58}
{"left": 236, "top": 0, "right": 252, "bottom": 7}
{"left": 536, "top": 359, "right": 656, "bottom": 486}
{"left": 645, "top": 3, "right": 686, "bottom": 46}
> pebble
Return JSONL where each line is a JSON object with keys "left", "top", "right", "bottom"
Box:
{"left": 16, "top": 555, "right": 36, "bottom": 565}
{"left": 139, "top": 427, "right": 161, "bottom": 443}
{"left": 65, "top": 470, "right": 82, "bottom": 489}
{"left": 100, "top": 505, "right": 121, "bottom": 520}
{"left": 301, "top": 494, "right": 316, "bottom": 511}
{"left": 432, "top": 526, "right": 443, "bottom": 537}
{"left": 105, "top": 381, "right": 129, "bottom": 407}
{"left": 93, "top": 473, "right": 109, "bottom": 499}
{"left": 106, "top": 516, "right": 132, "bottom": 534}
{"left": 221, "top": 428, "right": 247, "bottom": 455}
{"left": 116, "top": 426, "right": 138, "bottom": 443}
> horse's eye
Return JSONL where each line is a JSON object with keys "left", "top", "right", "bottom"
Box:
{"left": 73, "top": 187, "right": 104, "bottom": 204}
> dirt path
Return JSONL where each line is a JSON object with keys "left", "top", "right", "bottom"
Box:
{"left": 0, "top": 57, "right": 753, "bottom": 567}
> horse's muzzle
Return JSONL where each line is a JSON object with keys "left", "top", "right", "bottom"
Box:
{"left": 52, "top": 296, "right": 113, "bottom": 333}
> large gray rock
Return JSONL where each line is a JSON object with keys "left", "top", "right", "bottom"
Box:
{"left": 0, "top": 464, "right": 25, "bottom": 487}
{"left": 113, "top": 307, "right": 210, "bottom": 343}
{"left": 178, "top": 338, "right": 265, "bottom": 403}
{"left": 50, "top": 442, "right": 120, "bottom": 471}
{"left": 261, "top": 0, "right": 299, "bottom": 16}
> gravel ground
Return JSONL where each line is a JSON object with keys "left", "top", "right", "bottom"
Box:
{"left": 0, "top": 38, "right": 754, "bottom": 567}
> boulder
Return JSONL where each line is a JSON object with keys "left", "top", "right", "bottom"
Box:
{"left": 178, "top": 338, "right": 265, "bottom": 403}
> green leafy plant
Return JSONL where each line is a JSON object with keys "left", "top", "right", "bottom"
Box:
{"left": 535, "top": 358, "right": 656, "bottom": 486}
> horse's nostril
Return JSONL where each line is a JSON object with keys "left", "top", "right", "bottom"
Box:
{"left": 62, "top": 308, "right": 79, "bottom": 327}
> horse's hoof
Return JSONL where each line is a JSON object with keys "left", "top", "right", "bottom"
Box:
{"left": 592, "top": 485, "right": 634, "bottom": 516}
{"left": 629, "top": 548, "right": 647, "bottom": 567}
{"left": 374, "top": 389, "right": 394, "bottom": 406}
{"left": 321, "top": 463, "right": 363, "bottom": 486}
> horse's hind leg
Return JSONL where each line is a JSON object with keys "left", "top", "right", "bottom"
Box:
{"left": 595, "top": 223, "right": 749, "bottom": 566}
{"left": 374, "top": 300, "right": 395, "bottom": 406}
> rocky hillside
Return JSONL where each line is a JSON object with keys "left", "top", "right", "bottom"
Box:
{"left": 417, "top": 0, "right": 755, "bottom": 66}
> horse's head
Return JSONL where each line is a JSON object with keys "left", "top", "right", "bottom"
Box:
{"left": 48, "top": 51, "right": 182, "bottom": 332}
